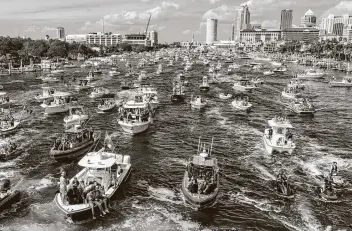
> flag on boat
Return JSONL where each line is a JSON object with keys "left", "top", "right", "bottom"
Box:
{"left": 104, "top": 131, "right": 114, "bottom": 150}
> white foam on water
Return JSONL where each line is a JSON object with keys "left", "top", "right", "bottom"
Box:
{"left": 231, "top": 192, "right": 282, "bottom": 213}
{"left": 250, "top": 162, "right": 276, "bottom": 181}
{"left": 297, "top": 201, "right": 323, "bottom": 231}
{"left": 148, "top": 186, "right": 182, "bottom": 205}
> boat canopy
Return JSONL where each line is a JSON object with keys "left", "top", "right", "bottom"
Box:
{"left": 78, "top": 151, "right": 123, "bottom": 168}
{"left": 52, "top": 92, "right": 71, "bottom": 97}
{"left": 65, "top": 125, "right": 87, "bottom": 134}
{"left": 268, "top": 119, "right": 293, "bottom": 128}
{"left": 123, "top": 101, "right": 147, "bottom": 109}
{"left": 192, "top": 155, "right": 217, "bottom": 167}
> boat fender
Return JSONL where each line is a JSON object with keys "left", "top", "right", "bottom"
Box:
{"left": 123, "top": 155, "right": 130, "bottom": 164}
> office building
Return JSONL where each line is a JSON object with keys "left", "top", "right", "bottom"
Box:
{"left": 280, "top": 9, "right": 293, "bottom": 30}
{"left": 320, "top": 14, "right": 352, "bottom": 35}
{"left": 149, "top": 31, "right": 158, "bottom": 47}
{"left": 333, "top": 23, "right": 344, "bottom": 36}
{"left": 301, "top": 9, "right": 317, "bottom": 27}
{"left": 57, "top": 27, "right": 65, "bottom": 41}
{"left": 240, "top": 29, "right": 281, "bottom": 44}
{"left": 251, "top": 24, "right": 262, "bottom": 30}
{"left": 122, "top": 34, "right": 151, "bottom": 46}
{"left": 65, "top": 33, "right": 122, "bottom": 46}
{"left": 234, "top": 5, "right": 251, "bottom": 41}
{"left": 282, "top": 27, "right": 319, "bottom": 42}
{"left": 65, "top": 35, "right": 87, "bottom": 44}
{"left": 206, "top": 19, "right": 218, "bottom": 45}
{"left": 343, "top": 24, "right": 352, "bottom": 42}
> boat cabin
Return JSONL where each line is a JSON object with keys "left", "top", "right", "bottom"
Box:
{"left": 266, "top": 117, "right": 294, "bottom": 146}
{"left": 53, "top": 126, "right": 94, "bottom": 151}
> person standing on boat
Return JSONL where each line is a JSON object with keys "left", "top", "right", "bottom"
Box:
{"left": 87, "top": 186, "right": 106, "bottom": 219}
{"left": 330, "top": 162, "right": 338, "bottom": 176}
{"left": 59, "top": 171, "right": 68, "bottom": 204}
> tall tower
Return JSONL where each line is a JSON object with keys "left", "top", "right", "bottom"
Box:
{"left": 206, "top": 19, "right": 218, "bottom": 45}
{"left": 280, "top": 9, "right": 293, "bottom": 30}
{"left": 56, "top": 27, "right": 65, "bottom": 41}
{"left": 242, "top": 5, "right": 251, "bottom": 30}
{"left": 231, "top": 24, "right": 235, "bottom": 40}
{"left": 301, "top": 9, "right": 317, "bottom": 27}
{"left": 234, "top": 5, "right": 251, "bottom": 41}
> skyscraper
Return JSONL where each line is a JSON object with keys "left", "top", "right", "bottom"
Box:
{"left": 280, "top": 9, "right": 293, "bottom": 30}
{"left": 57, "top": 27, "right": 65, "bottom": 41}
{"left": 149, "top": 31, "right": 158, "bottom": 47}
{"left": 206, "top": 19, "right": 218, "bottom": 45}
{"left": 234, "top": 5, "right": 251, "bottom": 41}
{"left": 242, "top": 5, "right": 251, "bottom": 30}
{"left": 301, "top": 9, "right": 317, "bottom": 27}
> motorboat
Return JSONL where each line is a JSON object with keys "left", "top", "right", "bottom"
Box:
{"left": 54, "top": 147, "right": 131, "bottom": 221}
{"left": 287, "top": 80, "right": 305, "bottom": 90}
{"left": 140, "top": 85, "right": 159, "bottom": 109}
{"left": 181, "top": 137, "right": 219, "bottom": 209}
{"left": 118, "top": 95, "right": 153, "bottom": 135}
{"left": 219, "top": 93, "right": 232, "bottom": 100}
{"left": 89, "top": 87, "right": 110, "bottom": 99}
{"left": 108, "top": 67, "right": 121, "bottom": 77}
{"left": 190, "top": 95, "right": 206, "bottom": 109}
{"left": 281, "top": 87, "right": 302, "bottom": 99}
{"left": 138, "top": 70, "right": 147, "bottom": 81}
{"left": 93, "top": 67, "right": 102, "bottom": 75}
{"left": 0, "top": 179, "right": 21, "bottom": 211}
{"left": 275, "top": 175, "right": 295, "bottom": 199}
{"left": 231, "top": 95, "right": 252, "bottom": 110}
{"left": 0, "top": 92, "right": 10, "bottom": 107}
{"left": 273, "top": 66, "right": 287, "bottom": 73}
{"left": 199, "top": 76, "right": 210, "bottom": 92}
{"left": 0, "top": 141, "right": 21, "bottom": 161}
{"left": 296, "top": 69, "right": 325, "bottom": 79}
{"left": 232, "top": 78, "right": 258, "bottom": 92}
{"left": 64, "top": 106, "right": 89, "bottom": 127}
{"left": 287, "top": 98, "right": 316, "bottom": 115}
{"left": 271, "top": 61, "right": 282, "bottom": 67}
{"left": 49, "top": 125, "right": 98, "bottom": 161}
{"left": 63, "top": 62, "right": 77, "bottom": 68}
{"left": 34, "top": 86, "right": 56, "bottom": 102}
{"left": 171, "top": 82, "right": 186, "bottom": 102}
{"left": 263, "top": 70, "right": 274, "bottom": 76}
{"left": 41, "top": 74, "right": 60, "bottom": 83}
{"left": 329, "top": 76, "right": 352, "bottom": 87}
{"left": 250, "top": 78, "right": 264, "bottom": 85}
{"left": 51, "top": 69, "right": 66, "bottom": 74}
{"left": 41, "top": 92, "right": 76, "bottom": 115}
{"left": 86, "top": 71, "right": 96, "bottom": 81}
{"left": 75, "top": 79, "right": 95, "bottom": 91}
{"left": 97, "top": 98, "right": 117, "bottom": 113}
{"left": 0, "top": 112, "right": 20, "bottom": 136}
{"left": 262, "top": 116, "right": 295, "bottom": 155}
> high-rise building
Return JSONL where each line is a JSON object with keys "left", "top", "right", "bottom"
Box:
{"left": 280, "top": 9, "right": 293, "bottom": 30}
{"left": 320, "top": 14, "right": 352, "bottom": 35}
{"left": 234, "top": 5, "right": 251, "bottom": 41}
{"left": 333, "top": 23, "right": 344, "bottom": 36}
{"left": 301, "top": 9, "right": 317, "bottom": 27}
{"left": 206, "top": 19, "right": 218, "bottom": 45}
{"left": 57, "top": 27, "right": 65, "bottom": 41}
{"left": 149, "top": 31, "right": 158, "bottom": 47}
{"left": 231, "top": 24, "right": 235, "bottom": 41}
{"left": 242, "top": 5, "right": 251, "bottom": 30}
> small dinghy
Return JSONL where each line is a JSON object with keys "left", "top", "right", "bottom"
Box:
{"left": 219, "top": 93, "right": 232, "bottom": 100}
{"left": 0, "top": 141, "right": 22, "bottom": 161}
{"left": 190, "top": 95, "right": 206, "bottom": 109}
{"left": 0, "top": 112, "right": 20, "bottom": 136}
{"left": 0, "top": 179, "right": 21, "bottom": 211}
{"left": 231, "top": 95, "right": 252, "bottom": 110}
{"left": 97, "top": 98, "right": 117, "bottom": 113}
{"left": 274, "top": 172, "right": 295, "bottom": 199}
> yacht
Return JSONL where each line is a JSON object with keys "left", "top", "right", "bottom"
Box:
{"left": 329, "top": 76, "right": 352, "bottom": 87}
{"left": 232, "top": 78, "right": 258, "bottom": 92}
{"left": 199, "top": 76, "right": 210, "bottom": 92}
{"left": 297, "top": 69, "right": 325, "bottom": 79}
{"left": 64, "top": 106, "right": 89, "bottom": 127}
{"left": 41, "top": 92, "right": 76, "bottom": 115}
{"left": 190, "top": 95, "right": 206, "bottom": 109}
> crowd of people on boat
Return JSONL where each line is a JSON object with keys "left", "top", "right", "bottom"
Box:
{"left": 120, "top": 107, "right": 151, "bottom": 123}
{"left": 321, "top": 162, "right": 339, "bottom": 196}
{"left": 52, "top": 129, "right": 94, "bottom": 151}
{"left": 276, "top": 170, "right": 294, "bottom": 196}
{"left": 0, "top": 95, "right": 10, "bottom": 104}
{"left": 58, "top": 171, "right": 110, "bottom": 219}
{"left": 0, "top": 141, "right": 17, "bottom": 154}
{"left": 99, "top": 98, "right": 116, "bottom": 109}
{"left": 186, "top": 163, "right": 217, "bottom": 195}
{"left": 0, "top": 114, "right": 15, "bottom": 129}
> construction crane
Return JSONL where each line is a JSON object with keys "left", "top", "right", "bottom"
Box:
{"left": 145, "top": 14, "right": 152, "bottom": 39}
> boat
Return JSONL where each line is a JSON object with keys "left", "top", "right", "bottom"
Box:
{"left": 273, "top": 66, "right": 287, "bottom": 73}
{"left": 51, "top": 69, "right": 65, "bottom": 74}
{"left": 97, "top": 98, "right": 117, "bottom": 113}
{"left": 49, "top": 125, "right": 98, "bottom": 161}
{"left": 118, "top": 95, "right": 153, "bottom": 135}
{"left": 296, "top": 69, "right": 325, "bottom": 79}
{"left": 108, "top": 67, "right": 120, "bottom": 77}
{"left": 41, "top": 74, "right": 60, "bottom": 83}
{"left": 287, "top": 80, "right": 305, "bottom": 90}
{"left": 271, "top": 61, "right": 282, "bottom": 67}
{"left": 219, "top": 93, "right": 232, "bottom": 100}
{"left": 181, "top": 137, "right": 219, "bottom": 209}
{"left": 190, "top": 95, "right": 206, "bottom": 109}
{"left": 0, "top": 112, "right": 20, "bottom": 136}
{"left": 140, "top": 85, "right": 159, "bottom": 109}
{"left": 262, "top": 116, "right": 295, "bottom": 155}
{"left": 54, "top": 146, "right": 131, "bottom": 221}
{"left": 171, "top": 82, "right": 186, "bottom": 102}
{"left": 0, "top": 141, "right": 21, "bottom": 161}
{"left": 199, "top": 76, "right": 210, "bottom": 92}
{"left": 329, "top": 76, "right": 352, "bottom": 87}
{"left": 0, "top": 179, "right": 21, "bottom": 211}
{"left": 41, "top": 92, "right": 76, "bottom": 115}
{"left": 232, "top": 78, "right": 258, "bottom": 92}
{"left": 251, "top": 78, "right": 264, "bottom": 85}
{"left": 281, "top": 87, "right": 302, "bottom": 99}
{"left": 63, "top": 62, "right": 77, "bottom": 68}
{"left": 287, "top": 98, "right": 316, "bottom": 115}
{"left": 64, "top": 106, "right": 89, "bottom": 127}
{"left": 86, "top": 71, "right": 97, "bottom": 81}
{"left": 231, "top": 95, "right": 252, "bottom": 110}
{"left": 75, "top": 79, "right": 95, "bottom": 91}
{"left": 89, "top": 87, "right": 110, "bottom": 99}
{"left": 138, "top": 70, "right": 147, "bottom": 81}
{"left": 34, "top": 86, "right": 56, "bottom": 101}
{"left": 263, "top": 70, "right": 274, "bottom": 76}
{"left": 0, "top": 92, "right": 10, "bottom": 107}
{"left": 274, "top": 176, "right": 294, "bottom": 199}
{"left": 92, "top": 67, "right": 102, "bottom": 75}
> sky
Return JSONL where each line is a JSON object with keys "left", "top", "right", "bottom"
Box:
{"left": 0, "top": 0, "right": 351, "bottom": 42}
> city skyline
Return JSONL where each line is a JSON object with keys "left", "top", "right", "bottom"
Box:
{"left": 0, "top": 0, "right": 350, "bottom": 42}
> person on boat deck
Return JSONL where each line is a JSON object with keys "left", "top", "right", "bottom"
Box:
{"left": 188, "top": 178, "right": 198, "bottom": 194}
{"left": 204, "top": 177, "right": 215, "bottom": 195}
{"left": 323, "top": 174, "right": 334, "bottom": 194}
{"left": 187, "top": 163, "right": 194, "bottom": 181}
{"left": 277, "top": 171, "right": 287, "bottom": 185}
{"left": 95, "top": 185, "right": 110, "bottom": 213}
{"left": 330, "top": 162, "right": 338, "bottom": 176}
{"left": 59, "top": 171, "right": 68, "bottom": 204}
{"left": 87, "top": 186, "right": 106, "bottom": 219}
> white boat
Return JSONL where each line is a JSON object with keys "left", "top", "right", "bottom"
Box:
{"left": 75, "top": 79, "right": 95, "bottom": 91}
{"left": 108, "top": 67, "right": 120, "bottom": 77}
{"left": 199, "top": 76, "right": 210, "bottom": 92}
{"left": 89, "top": 87, "right": 110, "bottom": 98}
{"left": 190, "top": 95, "right": 206, "bottom": 109}
{"left": 64, "top": 106, "right": 89, "bottom": 127}
{"left": 251, "top": 78, "right": 264, "bottom": 85}
{"left": 329, "top": 76, "right": 352, "bottom": 87}
{"left": 262, "top": 116, "right": 295, "bottom": 155}
{"left": 35, "top": 86, "right": 56, "bottom": 101}
{"left": 41, "top": 74, "right": 60, "bottom": 83}
{"left": 231, "top": 96, "right": 252, "bottom": 110}
{"left": 97, "top": 98, "right": 117, "bottom": 112}
{"left": 63, "top": 62, "right": 77, "bottom": 68}
{"left": 138, "top": 70, "right": 147, "bottom": 81}
{"left": 54, "top": 148, "right": 131, "bottom": 222}
{"left": 0, "top": 114, "right": 20, "bottom": 136}
{"left": 232, "top": 79, "right": 258, "bottom": 92}
{"left": 42, "top": 92, "right": 75, "bottom": 115}
{"left": 287, "top": 80, "right": 305, "bottom": 90}
{"left": 281, "top": 87, "right": 302, "bottom": 99}
{"left": 118, "top": 95, "right": 153, "bottom": 135}
{"left": 271, "top": 61, "right": 282, "bottom": 67}
{"left": 141, "top": 85, "right": 159, "bottom": 109}
{"left": 273, "top": 66, "right": 287, "bottom": 73}
{"left": 297, "top": 69, "right": 325, "bottom": 79}
{"left": 0, "top": 92, "right": 10, "bottom": 107}
{"left": 51, "top": 69, "right": 65, "bottom": 74}
{"left": 263, "top": 70, "right": 274, "bottom": 76}
{"left": 287, "top": 98, "right": 316, "bottom": 115}
{"left": 219, "top": 93, "right": 232, "bottom": 100}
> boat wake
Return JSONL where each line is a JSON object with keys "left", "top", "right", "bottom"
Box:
{"left": 148, "top": 186, "right": 183, "bottom": 204}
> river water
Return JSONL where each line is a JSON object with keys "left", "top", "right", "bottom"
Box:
{"left": 0, "top": 57, "right": 351, "bottom": 231}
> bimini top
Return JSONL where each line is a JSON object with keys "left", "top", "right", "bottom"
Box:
{"left": 192, "top": 155, "right": 217, "bottom": 167}
{"left": 268, "top": 118, "right": 293, "bottom": 128}
{"left": 0, "top": 91, "right": 7, "bottom": 96}
{"left": 79, "top": 151, "right": 123, "bottom": 168}
{"left": 123, "top": 100, "right": 147, "bottom": 109}
{"left": 52, "top": 92, "right": 71, "bottom": 97}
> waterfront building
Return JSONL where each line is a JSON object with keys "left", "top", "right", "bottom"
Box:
{"left": 240, "top": 29, "right": 281, "bottom": 44}
{"left": 206, "top": 19, "right": 218, "bottom": 45}
{"left": 234, "top": 5, "right": 251, "bottom": 41}
{"left": 122, "top": 34, "right": 151, "bottom": 46}
{"left": 282, "top": 27, "right": 319, "bottom": 42}
{"left": 301, "top": 9, "right": 317, "bottom": 27}
{"left": 343, "top": 24, "right": 352, "bottom": 42}
{"left": 149, "top": 31, "right": 158, "bottom": 47}
{"left": 65, "top": 33, "right": 122, "bottom": 46}
{"left": 57, "top": 27, "right": 65, "bottom": 41}
{"left": 320, "top": 14, "right": 352, "bottom": 35}
{"left": 280, "top": 9, "right": 293, "bottom": 30}
{"left": 333, "top": 23, "right": 344, "bottom": 36}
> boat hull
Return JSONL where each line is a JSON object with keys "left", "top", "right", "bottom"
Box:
{"left": 329, "top": 82, "right": 352, "bottom": 87}
{"left": 262, "top": 136, "right": 295, "bottom": 155}
{"left": 0, "top": 149, "right": 22, "bottom": 161}
{"left": 0, "top": 190, "right": 21, "bottom": 211}
{"left": 45, "top": 104, "right": 71, "bottom": 115}
{"left": 49, "top": 140, "right": 95, "bottom": 161}
{"left": 0, "top": 122, "right": 20, "bottom": 136}
{"left": 118, "top": 120, "right": 150, "bottom": 134}
{"left": 171, "top": 95, "right": 185, "bottom": 102}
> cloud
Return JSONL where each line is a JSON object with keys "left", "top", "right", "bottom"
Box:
{"left": 238, "top": 0, "right": 296, "bottom": 16}
{"left": 321, "top": 1, "right": 352, "bottom": 17}
{"left": 42, "top": 26, "right": 57, "bottom": 32}
{"left": 24, "top": 25, "right": 40, "bottom": 32}
{"left": 202, "top": 5, "right": 236, "bottom": 22}
{"left": 182, "top": 29, "right": 192, "bottom": 34}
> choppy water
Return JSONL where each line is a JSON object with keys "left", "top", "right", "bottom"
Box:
{"left": 0, "top": 59, "right": 351, "bottom": 231}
